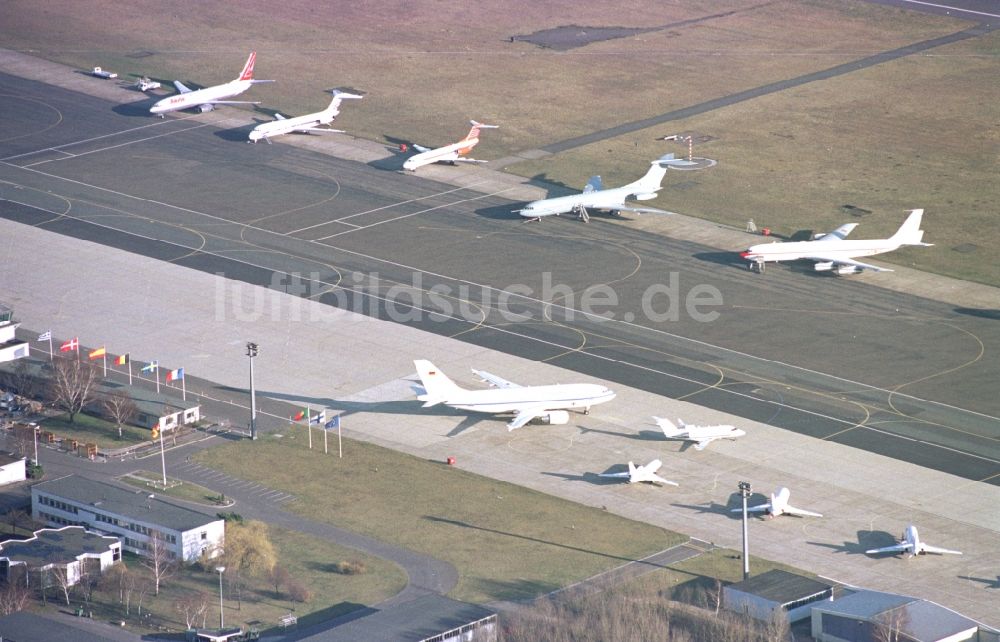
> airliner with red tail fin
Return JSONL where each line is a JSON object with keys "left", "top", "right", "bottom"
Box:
{"left": 150, "top": 52, "right": 274, "bottom": 116}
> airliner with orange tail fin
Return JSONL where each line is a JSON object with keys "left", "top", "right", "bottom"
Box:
{"left": 150, "top": 52, "right": 274, "bottom": 116}
{"left": 402, "top": 120, "right": 498, "bottom": 171}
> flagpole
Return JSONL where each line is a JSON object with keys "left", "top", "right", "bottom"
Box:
{"left": 181, "top": 375, "right": 186, "bottom": 402}
{"left": 307, "top": 407, "right": 312, "bottom": 450}
{"left": 48, "top": 334, "right": 53, "bottom": 361}
{"left": 102, "top": 352, "right": 107, "bottom": 377}
{"left": 324, "top": 426, "right": 328, "bottom": 455}
{"left": 127, "top": 358, "right": 132, "bottom": 386}
{"left": 159, "top": 423, "right": 168, "bottom": 487}
{"left": 155, "top": 365, "right": 160, "bottom": 394}
{"left": 338, "top": 420, "right": 342, "bottom": 458}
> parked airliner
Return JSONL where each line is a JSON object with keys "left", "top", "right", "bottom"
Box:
{"left": 402, "top": 121, "right": 498, "bottom": 171}
{"left": 150, "top": 52, "right": 273, "bottom": 116}
{"left": 865, "top": 525, "right": 962, "bottom": 557}
{"left": 732, "top": 487, "right": 822, "bottom": 518}
{"left": 654, "top": 417, "right": 745, "bottom": 450}
{"left": 413, "top": 360, "right": 614, "bottom": 431}
{"left": 249, "top": 90, "right": 362, "bottom": 143}
{"left": 599, "top": 460, "right": 679, "bottom": 486}
{"left": 741, "top": 208, "right": 932, "bottom": 274}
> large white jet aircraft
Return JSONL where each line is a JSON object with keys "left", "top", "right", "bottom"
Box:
{"left": 741, "top": 208, "right": 932, "bottom": 274}
{"left": 150, "top": 52, "right": 274, "bottom": 116}
{"left": 653, "top": 417, "right": 745, "bottom": 451}
{"left": 413, "top": 360, "right": 615, "bottom": 431}
{"left": 402, "top": 121, "right": 498, "bottom": 171}
{"left": 599, "top": 460, "right": 679, "bottom": 486}
{"left": 732, "top": 487, "right": 822, "bottom": 518}
{"left": 516, "top": 153, "right": 689, "bottom": 222}
{"left": 248, "top": 90, "right": 363, "bottom": 143}
{"left": 865, "top": 525, "right": 962, "bottom": 557}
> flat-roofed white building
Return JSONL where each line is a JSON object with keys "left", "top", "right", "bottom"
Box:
{"left": 0, "top": 525, "right": 121, "bottom": 589}
{"left": 0, "top": 452, "right": 26, "bottom": 485}
{"left": 32, "top": 475, "right": 224, "bottom": 563}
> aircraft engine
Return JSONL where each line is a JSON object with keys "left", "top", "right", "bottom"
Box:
{"left": 198, "top": 104, "right": 216, "bottom": 113}
{"left": 544, "top": 410, "right": 570, "bottom": 425}
{"left": 835, "top": 265, "right": 861, "bottom": 275}
{"left": 813, "top": 261, "right": 834, "bottom": 272}
{"left": 634, "top": 192, "right": 658, "bottom": 201}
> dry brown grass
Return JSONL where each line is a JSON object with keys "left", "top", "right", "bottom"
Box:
{"left": 2, "top": 0, "right": 996, "bottom": 282}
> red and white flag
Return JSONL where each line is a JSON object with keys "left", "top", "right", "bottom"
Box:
{"left": 60, "top": 337, "right": 79, "bottom": 352}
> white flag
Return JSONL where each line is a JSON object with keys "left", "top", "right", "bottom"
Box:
{"left": 37, "top": 331, "right": 51, "bottom": 342}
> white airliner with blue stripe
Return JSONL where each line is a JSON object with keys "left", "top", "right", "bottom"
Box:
{"left": 414, "top": 360, "right": 615, "bottom": 431}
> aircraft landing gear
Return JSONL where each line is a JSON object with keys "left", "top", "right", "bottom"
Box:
{"left": 583, "top": 407, "right": 591, "bottom": 415}
{"left": 574, "top": 205, "right": 590, "bottom": 223}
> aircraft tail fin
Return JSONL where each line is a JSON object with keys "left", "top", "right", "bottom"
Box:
{"left": 326, "top": 90, "right": 363, "bottom": 114}
{"left": 414, "top": 360, "right": 462, "bottom": 407}
{"left": 237, "top": 52, "right": 257, "bottom": 81}
{"left": 463, "top": 120, "right": 499, "bottom": 142}
{"left": 653, "top": 416, "right": 682, "bottom": 437}
{"left": 627, "top": 461, "right": 638, "bottom": 478}
{"left": 623, "top": 154, "right": 675, "bottom": 195}
{"left": 888, "top": 209, "right": 931, "bottom": 246}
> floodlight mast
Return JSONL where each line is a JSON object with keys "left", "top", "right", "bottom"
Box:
{"left": 739, "top": 481, "right": 752, "bottom": 580}
{"left": 247, "top": 342, "right": 259, "bottom": 440}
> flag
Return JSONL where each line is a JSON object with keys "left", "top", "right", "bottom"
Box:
{"left": 309, "top": 409, "right": 326, "bottom": 426}
{"left": 291, "top": 410, "right": 305, "bottom": 422}
{"left": 88, "top": 347, "right": 106, "bottom": 360}
{"left": 37, "top": 331, "right": 51, "bottom": 342}
{"left": 115, "top": 353, "right": 129, "bottom": 366}
{"left": 324, "top": 415, "right": 340, "bottom": 430}
{"left": 166, "top": 368, "right": 184, "bottom": 382}
{"left": 140, "top": 361, "right": 158, "bottom": 373}
{"left": 60, "top": 337, "right": 79, "bottom": 352}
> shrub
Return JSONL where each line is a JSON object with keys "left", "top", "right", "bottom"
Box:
{"left": 333, "top": 560, "right": 367, "bottom": 575}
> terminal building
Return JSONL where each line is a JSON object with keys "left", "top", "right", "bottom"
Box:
{"left": 31, "top": 475, "right": 224, "bottom": 562}
{"left": 0, "top": 304, "right": 29, "bottom": 364}
{"left": 723, "top": 568, "right": 835, "bottom": 624}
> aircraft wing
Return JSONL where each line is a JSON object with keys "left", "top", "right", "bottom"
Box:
{"left": 202, "top": 100, "right": 262, "bottom": 106}
{"left": 275, "top": 113, "right": 286, "bottom": 120}
{"left": 649, "top": 473, "right": 680, "bottom": 486}
{"left": 598, "top": 471, "right": 631, "bottom": 479}
{"left": 453, "top": 158, "right": 488, "bottom": 164}
{"left": 411, "top": 144, "right": 432, "bottom": 153}
{"left": 691, "top": 438, "right": 714, "bottom": 451}
{"left": 921, "top": 543, "right": 962, "bottom": 555}
{"left": 506, "top": 405, "right": 548, "bottom": 431}
{"left": 173, "top": 80, "right": 193, "bottom": 94}
{"left": 615, "top": 204, "right": 670, "bottom": 215}
{"left": 806, "top": 255, "right": 893, "bottom": 272}
{"left": 783, "top": 505, "right": 823, "bottom": 518}
{"left": 816, "top": 223, "right": 858, "bottom": 241}
{"left": 471, "top": 369, "right": 521, "bottom": 390}
{"left": 300, "top": 126, "right": 345, "bottom": 134}
{"left": 865, "top": 542, "right": 912, "bottom": 555}
{"left": 731, "top": 504, "right": 772, "bottom": 513}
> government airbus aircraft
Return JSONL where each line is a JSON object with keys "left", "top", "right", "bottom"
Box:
{"left": 516, "top": 153, "right": 689, "bottom": 222}
{"left": 733, "top": 487, "right": 822, "bottom": 518}
{"left": 413, "top": 360, "right": 615, "bottom": 431}
{"left": 653, "top": 417, "right": 745, "bottom": 451}
{"left": 150, "top": 52, "right": 274, "bottom": 116}
{"left": 865, "top": 525, "right": 962, "bottom": 557}
{"left": 248, "top": 90, "right": 362, "bottom": 143}
{"left": 402, "top": 121, "right": 498, "bottom": 171}
{"left": 599, "top": 459, "right": 679, "bottom": 486}
{"left": 741, "top": 208, "right": 932, "bottom": 274}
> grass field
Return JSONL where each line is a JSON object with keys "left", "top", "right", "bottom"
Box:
{"left": 119, "top": 470, "right": 227, "bottom": 506}
{"left": 195, "top": 436, "right": 684, "bottom": 604}
{"left": 38, "top": 412, "right": 149, "bottom": 449}
{"left": 2, "top": 0, "right": 996, "bottom": 283}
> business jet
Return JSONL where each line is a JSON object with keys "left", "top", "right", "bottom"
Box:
{"left": 653, "top": 417, "right": 745, "bottom": 450}
{"left": 150, "top": 51, "right": 274, "bottom": 116}
{"left": 732, "top": 487, "right": 822, "bottom": 518}
{"left": 249, "top": 90, "right": 362, "bottom": 143}
{"left": 402, "top": 121, "right": 498, "bottom": 171}
{"left": 741, "top": 208, "right": 932, "bottom": 274}
{"left": 865, "top": 525, "right": 962, "bottom": 557}
{"left": 413, "top": 359, "right": 615, "bottom": 431}
{"left": 599, "top": 460, "right": 679, "bottom": 486}
{"left": 516, "top": 153, "right": 690, "bottom": 222}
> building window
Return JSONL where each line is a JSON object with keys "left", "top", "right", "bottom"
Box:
{"left": 201, "top": 531, "right": 207, "bottom": 540}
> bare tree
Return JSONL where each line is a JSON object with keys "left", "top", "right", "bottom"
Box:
{"left": 873, "top": 606, "right": 911, "bottom": 642}
{"left": 0, "top": 580, "right": 32, "bottom": 616}
{"left": 99, "top": 562, "right": 129, "bottom": 608}
{"left": 48, "top": 357, "right": 99, "bottom": 423}
{"left": 101, "top": 389, "right": 138, "bottom": 438}
{"left": 140, "top": 531, "right": 176, "bottom": 595}
{"left": 174, "top": 590, "right": 211, "bottom": 629}
{"left": 49, "top": 566, "right": 75, "bottom": 605}
{"left": 5, "top": 508, "right": 34, "bottom": 535}
{"left": 269, "top": 564, "right": 291, "bottom": 598}
{"left": 0, "top": 360, "right": 39, "bottom": 400}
